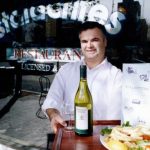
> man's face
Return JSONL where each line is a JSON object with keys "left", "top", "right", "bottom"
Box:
{"left": 79, "top": 27, "right": 107, "bottom": 61}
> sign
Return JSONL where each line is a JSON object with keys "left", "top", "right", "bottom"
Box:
{"left": 7, "top": 48, "right": 82, "bottom": 74}
{"left": 0, "top": 0, "right": 126, "bottom": 39}
{"left": 21, "top": 61, "right": 54, "bottom": 75}
{"left": 6, "top": 48, "right": 82, "bottom": 62}
{"left": 122, "top": 63, "right": 150, "bottom": 126}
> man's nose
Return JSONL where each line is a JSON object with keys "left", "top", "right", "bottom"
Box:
{"left": 87, "top": 41, "right": 92, "bottom": 48}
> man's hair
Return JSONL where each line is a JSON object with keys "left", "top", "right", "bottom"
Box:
{"left": 78, "top": 21, "right": 106, "bottom": 36}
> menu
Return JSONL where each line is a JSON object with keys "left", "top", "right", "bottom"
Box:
{"left": 122, "top": 63, "right": 150, "bottom": 126}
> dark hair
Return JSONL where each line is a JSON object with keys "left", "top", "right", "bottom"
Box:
{"left": 78, "top": 21, "right": 106, "bottom": 36}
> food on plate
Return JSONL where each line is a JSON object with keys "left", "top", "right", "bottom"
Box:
{"left": 101, "top": 124, "right": 150, "bottom": 150}
{"left": 100, "top": 127, "right": 112, "bottom": 136}
{"left": 107, "top": 139, "right": 128, "bottom": 150}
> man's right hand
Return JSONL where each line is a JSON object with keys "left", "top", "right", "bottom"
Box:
{"left": 46, "top": 108, "right": 67, "bottom": 133}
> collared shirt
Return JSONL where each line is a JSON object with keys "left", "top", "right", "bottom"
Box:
{"left": 42, "top": 58, "right": 122, "bottom": 120}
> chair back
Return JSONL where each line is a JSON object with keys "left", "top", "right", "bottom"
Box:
{"left": 39, "top": 76, "right": 51, "bottom": 94}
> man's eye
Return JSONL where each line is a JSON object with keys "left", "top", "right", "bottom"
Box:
{"left": 92, "top": 38, "right": 99, "bottom": 42}
{"left": 81, "top": 40, "right": 87, "bottom": 43}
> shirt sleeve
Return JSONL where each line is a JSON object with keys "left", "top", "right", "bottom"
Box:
{"left": 42, "top": 68, "right": 65, "bottom": 115}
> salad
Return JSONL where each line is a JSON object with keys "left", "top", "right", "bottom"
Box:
{"left": 100, "top": 122, "right": 150, "bottom": 150}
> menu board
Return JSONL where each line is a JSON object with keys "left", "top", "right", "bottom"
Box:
{"left": 122, "top": 63, "right": 150, "bottom": 126}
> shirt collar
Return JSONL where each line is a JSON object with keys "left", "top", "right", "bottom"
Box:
{"left": 81, "top": 57, "right": 108, "bottom": 70}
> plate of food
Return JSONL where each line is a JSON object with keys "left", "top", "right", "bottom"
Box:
{"left": 100, "top": 122, "right": 150, "bottom": 150}
{"left": 100, "top": 134, "right": 110, "bottom": 150}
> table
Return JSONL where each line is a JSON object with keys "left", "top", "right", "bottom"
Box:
{"left": 52, "top": 120, "right": 121, "bottom": 150}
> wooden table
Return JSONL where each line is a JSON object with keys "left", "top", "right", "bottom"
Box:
{"left": 52, "top": 120, "right": 120, "bottom": 150}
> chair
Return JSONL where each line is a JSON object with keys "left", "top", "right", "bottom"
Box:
{"left": 39, "top": 75, "right": 51, "bottom": 99}
{"left": 36, "top": 75, "right": 51, "bottom": 119}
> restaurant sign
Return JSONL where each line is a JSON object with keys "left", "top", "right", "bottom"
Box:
{"left": 7, "top": 48, "right": 82, "bottom": 74}
{"left": 0, "top": 0, "right": 126, "bottom": 39}
{"left": 21, "top": 61, "right": 54, "bottom": 75}
{"left": 6, "top": 48, "right": 82, "bottom": 62}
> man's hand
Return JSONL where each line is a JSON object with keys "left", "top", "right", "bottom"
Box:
{"left": 46, "top": 108, "right": 67, "bottom": 133}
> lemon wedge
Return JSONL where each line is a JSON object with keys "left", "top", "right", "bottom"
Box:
{"left": 107, "top": 139, "right": 128, "bottom": 150}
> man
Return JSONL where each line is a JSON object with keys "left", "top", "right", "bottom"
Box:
{"left": 42, "top": 21, "right": 122, "bottom": 133}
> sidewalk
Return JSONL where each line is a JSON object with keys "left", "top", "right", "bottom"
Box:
{"left": 0, "top": 92, "right": 53, "bottom": 150}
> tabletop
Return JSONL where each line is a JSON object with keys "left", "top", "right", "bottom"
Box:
{"left": 52, "top": 120, "right": 121, "bottom": 150}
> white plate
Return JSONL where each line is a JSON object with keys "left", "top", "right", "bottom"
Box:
{"left": 100, "top": 134, "right": 110, "bottom": 150}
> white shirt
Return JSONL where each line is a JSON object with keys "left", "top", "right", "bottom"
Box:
{"left": 42, "top": 58, "right": 122, "bottom": 120}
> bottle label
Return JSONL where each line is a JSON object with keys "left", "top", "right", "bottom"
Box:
{"left": 76, "top": 106, "right": 88, "bottom": 130}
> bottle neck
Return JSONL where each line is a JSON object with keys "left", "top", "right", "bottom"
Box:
{"left": 80, "top": 65, "right": 87, "bottom": 80}
{"left": 79, "top": 65, "right": 88, "bottom": 91}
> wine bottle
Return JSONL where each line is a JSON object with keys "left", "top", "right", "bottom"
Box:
{"left": 74, "top": 65, "right": 93, "bottom": 136}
